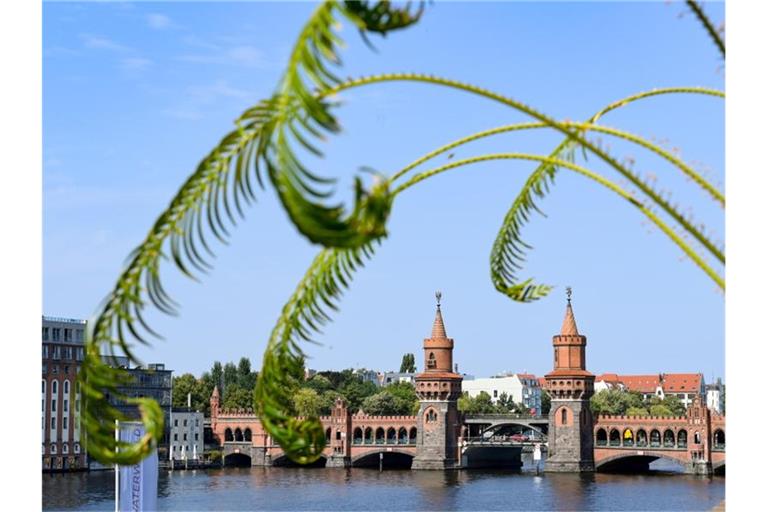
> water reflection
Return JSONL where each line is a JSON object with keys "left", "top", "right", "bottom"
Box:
{"left": 43, "top": 467, "right": 724, "bottom": 511}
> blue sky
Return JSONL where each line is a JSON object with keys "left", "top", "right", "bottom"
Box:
{"left": 43, "top": 1, "right": 724, "bottom": 381}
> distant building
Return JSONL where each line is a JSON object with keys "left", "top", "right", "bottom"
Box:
{"left": 103, "top": 360, "right": 174, "bottom": 456}
{"left": 354, "top": 368, "right": 380, "bottom": 386}
{"left": 379, "top": 371, "right": 416, "bottom": 386}
{"left": 42, "top": 316, "right": 87, "bottom": 471}
{"left": 706, "top": 378, "right": 725, "bottom": 414}
{"left": 594, "top": 372, "right": 706, "bottom": 409}
{"left": 169, "top": 408, "right": 205, "bottom": 462}
{"left": 461, "top": 373, "right": 542, "bottom": 415}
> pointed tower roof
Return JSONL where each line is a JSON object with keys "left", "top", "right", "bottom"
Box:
{"left": 431, "top": 291, "right": 447, "bottom": 338}
{"left": 560, "top": 287, "right": 579, "bottom": 335}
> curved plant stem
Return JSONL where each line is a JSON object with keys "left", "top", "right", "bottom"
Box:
{"left": 685, "top": 0, "right": 725, "bottom": 58}
{"left": 323, "top": 73, "right": 723, "bottom": 263}
{"left": 393, "top": 153, "right": 724, "bottom": 289}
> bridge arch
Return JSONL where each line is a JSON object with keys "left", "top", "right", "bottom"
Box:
{"left": 234, "top": 428, "right": 243, "bottom": 442}
{"left": 596, "top": 452, "right": 688, "bottom": 473}
{"left": 595, "top": 428, "right": 607, "bottom": 446}
{"left": 244, "top": 428, "right": 252, "bottom": 442}
{"left": 663, "top": 429, "right": 675, "bottom": 448}
{"left": 386, "top": 427, "right": 396, "bottom": 444}
{"left": 481, "top": 422, "right": 547, "bottom": 439}
{"left": 353, "top": 427, "right": 363, "bottom": 445}
{"left": 409, "top": 427, "right": 417, "bottom": 444}
{"left": 223, "top": 452, "right": 251, "bottom": 467}
{"left": 677, "top": 429, "right": 687, "bottom": 448}
{"left": 351, "top": 449, "right": 414, "bottom": 469}
{"left": 224, "top": 428, "right": 233, "bottom": 442}
{"left": 712, "top": 459, "right": 725, "bottom": 476}
{"left": 364, "top": 427, "right": 373, "bottom": 444}
{"left": 713, "top": 429, "right": 725, "bottom": 449}
{"left": 636, "top": 429, "right": 648, "bottom": 447}
{"left": 609, "top": 428, "right": 620, "bottom": 447}
{"left": 649, "top": 429, "right": 661, "bottom": 447}
{"left": 375, "top": 427, "right": 385, "bottom": 444}
{"left": 622, "top": 428, "right": 634, "bottom": 447}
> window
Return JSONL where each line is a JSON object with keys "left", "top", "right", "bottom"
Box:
{"left": 195, "top": 433, "right": 199, "bottom": 441}
{"left": 183, "top": 433, "right": 187, "bottom": 441}
{"left": 52, "top": 346, "right": 61, "bottom": 360}
{"left": 427, "top": 352, "right": 436, "bottom": 369}
{"left": 42, "top": 399, "right": 44, "bottom": 412}
{"left": 75, "top": 330, "right": 83, "bottom": 342}
{"left": 43, "top": 327, "right": 49, "bottom": 341}
{"left": 42, "top": 380, "right": 46, "bottom": 393}
{"left": 52, "top": 328, "right": 60, "bottom": 341}
{"left": 64, "top": 366, "right": 69, "bottom": 374}
{"left": 74, "top": 443, "right": 80, "bottom": 454}
{"left": 196, "top": 419, "right": 199, "bottom": 427}
{"left": 64, "top": 329, "right": 71, "bottom": 342}
{"left": 64, "top": 381, "right": 69, "bottom": 394}
{"left": 52, "top": 365, "right": 58, "bottom": 374}
{"left": 51, "top": 444, "right": 57, "bottom": 454}
{"left": 174, "top": 419, "right": 178, "bottom": 427}
{"left": 64, "top": 347, "right": 72, "bottom": 360}
{"left": 493, "top": 390, "right": 498, "bottom": 398}
{"left": 561, "top": 408, "right": 568, "bottom": 425}
{"left": 42, "top": 363, "right": 47, "bottom": 373}
{"left": 183, "top": 419, "right": 187, "bottom": 427}
{"left": 52, "top": 400, "right": 56, "bottom": 412}
{"left": 76, "top": 348, "right": 84, "bottom": 361}
{"left": 173, "top": 433, "right": 178, "bottom": 441}
{"left": 63, "top": 400, "right": 68, "bottom": 412}
{"left": 52, "top": 381, "right": 58, "bottom": 394}
{"left": 51, "top": 418, "right": 56, "bottom": 429}
{"left": 63, "top": 420, "right": 67, "bottom": 431}
{"left": 75, "top": 399, "right": 79, "bottom": 412}
{"left": 42, "top": 345, "right": 49, "bottom": 358}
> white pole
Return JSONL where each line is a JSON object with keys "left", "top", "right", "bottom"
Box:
{"left": 114, "top": 419, "right": 119, "bottom": 512}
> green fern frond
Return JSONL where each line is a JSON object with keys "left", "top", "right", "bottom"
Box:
{"left": 394, "top": 152, "right": 723, "bottom": 290}
{"left": 81, "top": 1, "right": 422, "bottom": 466}
{"left": 255, "top": 242, "right": 379, "bottom": 463}
{"left": 685, "top": 0, "right": 725, "bottom": 58}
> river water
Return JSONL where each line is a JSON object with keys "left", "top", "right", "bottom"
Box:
{"left": 43, "top": 464, "right": 724, "bottom": 511}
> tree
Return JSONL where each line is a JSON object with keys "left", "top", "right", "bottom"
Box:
{"left": 304, "top": 374, "right": 333, "bottom": 394}
{"left": 172, "top": 373, "right": 198, "bottom": 409}
{"left": 649, "top": 404, "right": 675, "bottom": 417}
{"left": 362, "top": 392, "right": 400, "bottom": 416}
{"left": 399, "top": 353, "right": 416, "bottom": 373}
{"left": 649, "top": 395, "right": 686, "bottom": 416}
{"left": 223, "top": 362, "right": 238, "bottom": 391}
{"left": 458, "top": 391, "right": 498, "bottom": 414}
{"left": 80, "top": 1, "right": 724, "bottom": 465}
{"left": 237, "top": 357, "right": 257, "bottom": 390}
{"left": 293, "top": 388, "right": 323, "bottom": 417}
{"left": 210, "top": 362, "right": 223, "bottom": 390}
{"left": 222, "top": 385, "right": 252, "bottom": 411}
{"left": 339, "top": 378, "right": 378, "bottom": 412}
{"left": 590, "top": 389, "right": 645, "bottom": 416}
{"left": 541, "top": 389, "right": 551, "bottom": 415}
{"left": 625, "top": 406, "right": 649, "bottom": 417}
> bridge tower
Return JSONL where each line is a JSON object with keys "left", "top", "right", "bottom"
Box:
{"left": 544, "top": 289, "right": 596, "bottom": 472}
{"left": 412, "top": 292, "right": 463, "bottom": 470}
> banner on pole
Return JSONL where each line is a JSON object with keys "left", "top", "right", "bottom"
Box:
{"left": 118, "top": 422, "right": 158, "bottom": 512}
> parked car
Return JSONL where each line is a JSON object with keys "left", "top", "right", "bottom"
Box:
{"left": 510, "top": 433, "right": 529, "bottom": 442}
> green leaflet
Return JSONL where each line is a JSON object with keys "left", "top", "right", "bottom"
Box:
{"left": 81, "top": 0, "right": 422, "bottom": 466}
{"left": 255, "top": 244, "right": 378, "bottom": 463}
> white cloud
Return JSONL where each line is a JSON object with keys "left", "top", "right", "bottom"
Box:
{"left": 80, "top": 34, "right": 131, "bottom": 52}
{"left": 120, "top": 57, "right": 153, "bottom": 71}
{"left": 178, "top": 45, "right": 267, "bottom": 68}
{"left": 147, "top": 13, "right": 171, "bottom": 30}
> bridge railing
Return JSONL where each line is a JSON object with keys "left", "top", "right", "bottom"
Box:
{"left": 464, "top": 414, "right": 546, "bottom": 421}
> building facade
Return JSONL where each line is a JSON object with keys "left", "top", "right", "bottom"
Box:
{"left": 169, "top": 408, "right": 205, "bottom": 462}
{"left": 461, "top": 373, "right": 542, "bottom": 415}
{"left": 42, "top": 316, "right": 87, "bottom": 471}
{"left": 706, "top": 378, "right": 725, "bottom": 414}
{"left": 594, "top": 372, "right": 706, "bottom": 409}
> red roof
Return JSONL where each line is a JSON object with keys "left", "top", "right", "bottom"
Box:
{"left": 598, "top": 373, "right": 704, "bottom": 394}
{"left": 617, "top": 375, "right": 660, "bottom": 393}
{"left": 661, "top": 373, "right": 702, "bottom": 393}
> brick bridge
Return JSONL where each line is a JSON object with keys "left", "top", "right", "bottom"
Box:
{"left": 210, "top": 390, "right": 417, "bottom": 468}
{"left": 208, "top": 292, "right": 725, "bottom": 474}
{"left": 592, "top": 398, "right": 725, "bottom": 475}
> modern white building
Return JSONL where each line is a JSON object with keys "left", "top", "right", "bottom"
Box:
{"left": 169, "top": 408, "right": 205, "bottom": 462}
{"left": 461, "top": 373, "right": 542, "bottom": 415}
{"left": 706, "top": 378, "right": 725, "bottom": 414}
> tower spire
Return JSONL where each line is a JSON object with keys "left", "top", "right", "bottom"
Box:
{"left": 431, "top": 290, "right": 447, "bottom": 338}
{"left": 561, "top": 287, "right": 579, "bottom": 336}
